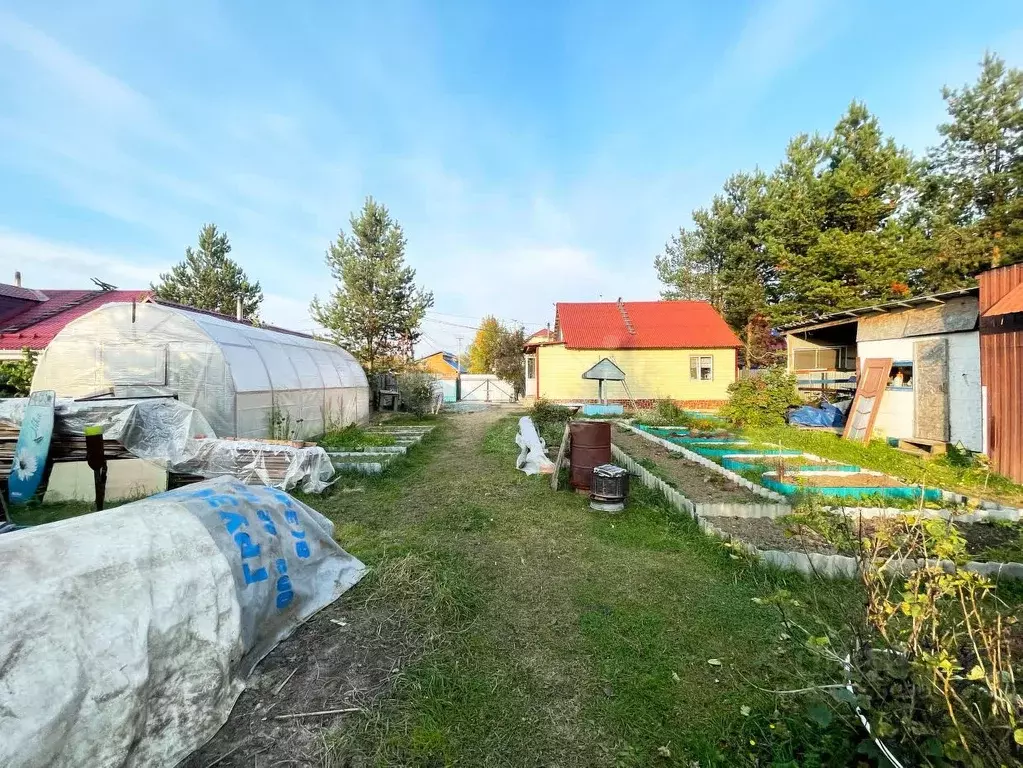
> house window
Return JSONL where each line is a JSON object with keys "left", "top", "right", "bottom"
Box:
{"left": 690, "top": 355, "right": 713, "bottom": 381}
{"left": 526, "top": 355, "right": 535, "bottom": 379}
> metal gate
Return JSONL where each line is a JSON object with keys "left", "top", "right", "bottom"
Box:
{"left": 459, "top": 374, "right": 516, "bottom": 402}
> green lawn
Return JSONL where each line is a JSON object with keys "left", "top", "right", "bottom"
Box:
{"left": 304, "top": 412, "right": 863, "bottom": 766}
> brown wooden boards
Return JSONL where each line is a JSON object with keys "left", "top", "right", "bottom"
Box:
{"left": 843, "top": 358, "right": 892, "bottom": 442}
{"left": 914, "top": 338, "right": 950, "bottom": 442}
{"left": 550, "top": 423, "right": 571, "bottom": 490}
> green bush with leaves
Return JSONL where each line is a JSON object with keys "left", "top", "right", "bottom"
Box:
{"left": 397, "top": 371, "right": 438, "bottom": 417}
{"left": 760, "top": 514, "right": 1023, "bottom": 767}
{"left": 720, "top": 367, "right": 802, "bottom": 427}
{"left": 0, "top": 348, "right": 38, "bottom": 397}
{"left": 529, "top": 398, "right": 574, "bottom": 447}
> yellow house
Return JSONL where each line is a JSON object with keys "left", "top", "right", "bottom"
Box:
{"left": 523, "top": 300, "right": 740, "bottom": 408}
{"left": 417, "top": 350, "right": 464, "bottom": 379}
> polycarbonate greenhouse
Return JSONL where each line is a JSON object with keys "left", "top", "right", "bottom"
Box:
{"left": 32, "top": 302, "right": 369, "bottom": 439}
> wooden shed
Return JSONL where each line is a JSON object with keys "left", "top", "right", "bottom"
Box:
{"left": 979, "top": 264, "right": 1023, "bottom": 483}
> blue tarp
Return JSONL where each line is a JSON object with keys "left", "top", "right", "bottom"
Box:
{"left": 788, "top": 399, "right": 848, "bottom": 428}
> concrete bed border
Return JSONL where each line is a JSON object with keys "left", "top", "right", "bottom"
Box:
{"left": 698, "top": 516, "right": 1023, "bottom": 582}
{"left": 611, "top": 441, "right": 1023, "bottom": 582}
{"left": 615, "top": 421, "right": 788, "bottom": 505}
{"left": 611, "top": 444, "right": 790, "bottom": 519}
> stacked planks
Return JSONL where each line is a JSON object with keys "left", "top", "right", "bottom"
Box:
{"left": 1, "top": 415, "right": 134, "bottom": 494}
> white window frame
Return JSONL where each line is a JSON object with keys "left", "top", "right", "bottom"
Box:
{"left": 525, "top": 355, "right": 535, "bottom": 379}
{"left": 689, "top": 355, "right": 714, "bottom": 381}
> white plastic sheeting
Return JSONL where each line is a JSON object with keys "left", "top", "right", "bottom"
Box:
{"left": 180, "top": 439, "right": 337, "bottom": 493}
{"left": 0, "top": 477, "right": 366, "bottom": 768}
{"left": 0, "top": 396, "right": 215, "bottom": 468}
{"left": 32, "top": 302, "right": 370, "bottom": 439}
{"left": 515, "top": 416, "right": 555, "bottom": 475}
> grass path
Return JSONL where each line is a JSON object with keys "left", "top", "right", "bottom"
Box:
{"left": 311, "top": 411, "right": 859, "bottom": 766}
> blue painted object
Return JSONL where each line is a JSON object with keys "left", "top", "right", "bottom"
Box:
{"left": 721, "top": 454, "right": 821, "bottom": 473}
{"left": 8, "top": 390, "right": 55, "bottom": 506}
{"left": 760, "top": 475, "right": 942, "bottom": 502}
{"left": 688, "top": 444, "right": 758, "bottom": 458}
{"left": 581, "top": 404, "right": 624, "bottom": 416}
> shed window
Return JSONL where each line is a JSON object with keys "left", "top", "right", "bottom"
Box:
{"left": 526, "top": 356, "right": 535, "bottom": 379}
{"left": 887, "top": 361, "right": 913, "bottom": 390}
{"left": 690, "top": 355, "right": 713, "bottom": 381}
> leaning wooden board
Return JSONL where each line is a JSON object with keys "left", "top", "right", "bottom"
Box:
{"left": 8, "top": 390, "right": 56, "bottom": 505}
{"left": 842, "top": 359, "right": 892, "bottom": 443}
{"left": 550, "top": 423, "right": 572, "bottom": 491}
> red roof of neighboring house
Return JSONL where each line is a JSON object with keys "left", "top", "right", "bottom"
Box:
{"left": 554, "top": 300, "right": 741, "bottom": 350}
{"left": 526, "top": 328, "right": 551, "bottom": 342}
{"left": 984, "top": 281, "right": 1023, "bottom": 317}
{"left": 0, "top": 288, "right": 150, "bottom": 350}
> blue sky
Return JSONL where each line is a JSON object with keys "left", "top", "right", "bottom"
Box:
{"left": 1, "top": 1, "right": 1022, "bottom": 355}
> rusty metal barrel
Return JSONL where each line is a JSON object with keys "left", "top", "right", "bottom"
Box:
{"left": 569, "top": 421, "right": 612, "bottom": 491}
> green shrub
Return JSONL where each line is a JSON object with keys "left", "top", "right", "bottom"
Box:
{"left": 397, "top": 372, "right": 438, "bottom": 417}
{"left": 530, "top": 398, "right": 573, "bottom": 447}
{"left": 720, "top": 367, "right": 802, "bottom": 427}
{"left": 764, "top": 516, "right": 1023, "bottom": 766}
{"left": 0, "top": 348, "right": 37, "bottom": 397}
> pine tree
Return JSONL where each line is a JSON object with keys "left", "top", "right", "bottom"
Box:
{"left": 311, "top": 197, "right": 434, "bottom": 375}
{"left": 153, "top": 224, "right": 263, "bottom": 318}
{"left": 765, "top": 104, "right": 919, "bottom": 322}
{"left": 922, "top": 53, "right": 1023, "bottom": 281}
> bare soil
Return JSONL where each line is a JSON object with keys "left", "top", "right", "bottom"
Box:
{"left": 776, "top": 472, "right": 907, "bottom": 488}
{"left": 706, "top": 514, "right": 1023, "bottom": 562}
{"left": 180, "top": 594, "right": 411, "bottom": 768}
{"left": 706, "top": 516, "right": 840, "bottom": 555}
{"left": 613, "top": 428, "right": 762, "bottom": 504}
{"left": 733, "top": 456, "right": 854, "bottom": 470}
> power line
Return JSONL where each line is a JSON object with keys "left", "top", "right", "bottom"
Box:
{"left": 425, "top": 310, "right": 546, "bottom": 329}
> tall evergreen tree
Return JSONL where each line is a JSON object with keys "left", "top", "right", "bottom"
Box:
{"left": 764, "top": 103, "right": 919, "bottom": 323}
{"left": 922, "top": 53, "right": 1023, "bottom": 282}
{"left": 153, "top": 223, "right": 263, "bottom": 319}
{"left": 311, "top": 197, "right": 434, "bottom": 375}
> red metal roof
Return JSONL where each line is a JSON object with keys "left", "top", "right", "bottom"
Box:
{"left": 0, "top": 284, "right": 47, "bottom": 301}
{"left": 554, "top": 300, "right": 741, "bottom": 350}
{"left": 984, "top": 281, "right": 1023, "bottom": 317}
{"left": 0, "top": 289, "right": 150, "bottom": 350}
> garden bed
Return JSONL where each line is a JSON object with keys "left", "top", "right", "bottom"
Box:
{"left": 705, "top": 513, "right": 1023, "bottom": 563}
{"left": 721, "top": 455, "right": 859, "bottom": 473}
{"left": 762, "top": 470, "right": 944, "bottom": 502}
{"left": 612, "top": 427, "right": 762, "bottom": 504}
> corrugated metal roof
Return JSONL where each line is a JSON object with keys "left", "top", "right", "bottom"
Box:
{"left": 778, "top": 286, "right": 979, "bottom": 332}
{"left": 0, "top": 290, "right": 150, "bottom": 349}
{"left": 984, "top": 281, "right": 1023, "bottom": 317}
{"left": 555, "top": 300, "right": 741, "bottom": 349}
{"left": 0, "top": 283, "right": 47, "bottom": 301}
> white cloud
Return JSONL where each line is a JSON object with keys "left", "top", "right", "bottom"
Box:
{"left": 711, "top": 0, "right": 838, "bottom": 101}
{"left": 0, "top": 10, "right": 147, "bottom": 115}
{"left": 0, "top": 229, "right": 165, "bottom": 289}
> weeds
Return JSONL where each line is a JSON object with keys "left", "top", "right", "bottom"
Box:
{"left": 318, "top": 425, "right": 397, "bottom": 450}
